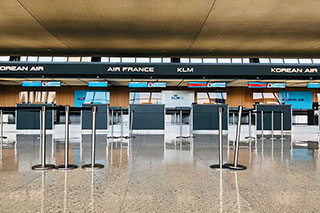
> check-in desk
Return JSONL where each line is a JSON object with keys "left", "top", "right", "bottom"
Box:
{"left": 192, "top": 104, "right": 228, "bottom": 130}
{"left": 81, "top": 104, "right": 108, "bottom": 130}
{"left": 16, "top": 103, "right": 54, "bottom": 130}
{"left": 129, "top": 104, "right": 165, "bottom": 130}
{"left": 255, "top": 104, "right": 292, "bottom": 131}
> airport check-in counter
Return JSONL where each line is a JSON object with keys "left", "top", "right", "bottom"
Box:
{"left": 192, "top": 104, "right": 228, "bottom": 130}
{"left": 81, "top": 104, "right": 109, "bottom": 130}
{"left": 255, "top": 104, "right": 292, "bottom": 131}
{"left": 16, "top": 103, "right": 55, "bottom": 130}
{"left": 129, "top": 104, "right": 165, "bottom": 130}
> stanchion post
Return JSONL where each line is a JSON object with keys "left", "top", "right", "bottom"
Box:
{"left": 130, "top": 109, "right": 134, "bottom": 137}
{"left": 189, "top": 108, "right": 193, "bottom": 138}
{"left": 225, "top": 106, "right": 247, "bottom": 170}
{"left": 120, "top": 109, "right": 124, "bottom": 138}
{"left": 0, "top": 110, "right": 3, "bottom": 146}
{"left": 318, "top": 109, "right": 320, "bottom": 133}
{"left": 210, "top": 107, "right": 227, "bottom": 169}
{"left": 281, "top": 111, "right": 284, "bottom": 138}
{"left": 245, "top": 110, "right": 254, "bottom": 139}
{"left": 179, "top": 110, "right": 183, "bottom": 138}
{"left": 111, "top": 109, "right": 114, "bottom": 138}
{"left": 56, "top": 105, "right": 78, "bottom": 170}
{"left": 82, "top": 105, "right": 104, "bottom": 170}
{"left": 261, "top": 111, "right": 264, "bottom": 139}
{"left": 32, "top": 105, "right": 55, "bottom": 170}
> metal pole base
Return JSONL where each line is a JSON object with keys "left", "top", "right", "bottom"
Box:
{"left": 245, "top": 136, "right": 255, "bottom": 139}
{"left": 56, "top": 164, "right": 78, "bottom": 170}
{"left": 210, "top": 164, "right": 229, "bottom": 169}
{"left": 82, "top": 164, "right": 104, "bottom": 170}
{"left": 124, "top": 136, "right": 135, "bottom": 139}
{"left": 176, "top": 136, "right": 196, "bottom": 139}
{"left": 107, "top": 136, "right": 121, "bottom": 139}
{"left": 31, "top": 164, "right": 55, "bottom": 171}
{"left": 224, "top": 163, "right": 247, "bottom": 170}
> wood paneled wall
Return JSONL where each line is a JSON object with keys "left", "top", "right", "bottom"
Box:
{"left": 0, "top": 85, "right": 319, "bottom": 108}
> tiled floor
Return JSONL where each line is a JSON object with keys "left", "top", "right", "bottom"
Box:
{"left": 0, "top": 124, "right": 320, "bottom": 212}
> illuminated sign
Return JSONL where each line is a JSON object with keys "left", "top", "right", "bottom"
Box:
{"left": 207, "top": 82, "right": 226, "bottom": 88}
{"left": 271, "top": 68, "right": 318, "bottom": 73}
{"left": 42, "top": 81, "right": 61, "bottom": 87}
{"left": 267, "top": 82, "right": 286, "bottom": 88}
{"left": 129, "top": 82, "right": 167, "bottom": 88}
{"left": 248, "top": 82, "right": 267, "bottom": 88}
{"left": 188, "top": 82, "right": 207, "bottom": 88}
{"left": 88, "top": 81, "right": 108, "bottom": 87}
{"left": 307, "top": 83, "right": 320, "bottom": 88}
{"left": 22, "top": 81, "right": 42, "bottom": 87}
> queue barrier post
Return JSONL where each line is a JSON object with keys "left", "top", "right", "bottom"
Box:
{"left": 245, "top": 110, "right": 254, "bottom": 140}
{"left": 225, "top": 106, "right": 247, "bottom": 170}
{"left": 82, "top": 105, "right": 104, "bottom": 170}
{"left": 56, "top": 105, "right": 78, "bottom": 170}
{"left": 210, "top": 107, "right": 228, "bottom": 169}
{"left": 32, "top": 105, "right": 55, "bottom": 170}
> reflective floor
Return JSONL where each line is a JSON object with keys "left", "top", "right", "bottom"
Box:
{"left": 1, "top": 125, "right": 320, "bottom": 212}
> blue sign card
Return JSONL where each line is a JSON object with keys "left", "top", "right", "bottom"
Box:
{"left": 307, "top": 83, "right": 320, "bottom": 88}
{"left": 279, "top": 91, "right": 312, "bottom": 109}
{"left": 267, "top": 82, "right": 286, "bottom": 88}
{"left": 42, "top": 81, "right": 61, "bottom": 87}
{"left": 88, "top": 81, "right": 108, "bottom": 87}
{"left": 148, "top": 82, "right": 167, "bottom": 88}
{"left": 128, "top": 82, "right": 148, "bottom": 88}
{"left": 207, "top": 82, "right": 226, "bottom": 88}
{"left": 22, "top": 81, "right": 42, "bottom": 87}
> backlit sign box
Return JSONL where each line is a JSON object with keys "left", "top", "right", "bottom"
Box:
{"left": 88, "top": 81, "right": 108, "bottom": 87}
{"left": 42, "top": 81, "right": 61, "bottom": 87}
{"left": 22, "top": 81, "right": 42, "bottom": 87}
{"left": 267, "top": 82, "right": 286, "bottom": 88}
{"left": 248, "top": 82, "right": 267, "bottom": 88}
{"left": 129, "top": 82, "right": 167, "bottom": 88}
{"left": 188, "top": 82, "right": 207, "bottom": 88}
{"left": 147, "top": 82, "right": 167, "bottom": 88}
{"left": 307, "top": 83, "right": 320, "bottom": 88}
{"left": 207, "top": 82, "right": 226, "bottom": 88}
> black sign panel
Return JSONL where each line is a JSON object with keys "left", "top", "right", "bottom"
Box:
{"left": 0, "top": 62, "right": 319, "bottom": 79}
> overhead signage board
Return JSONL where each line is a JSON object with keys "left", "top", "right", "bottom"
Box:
{"left": 248, "top": 82, "right": 267, "bottom": 88}
{"left": 207, "top": 82, "right": 226, "bottom": 88}
{"left": 188, "top": 82, "right": 226, "bottom": 88}
{"left": 42, "top": 81, "right": 61, "bottom": 87}
{"left": 307, "top": 83, "right": 320, "bottom": 88}
{"left": 88, "top": 81, "right": 108, "bottom": 87}
{"left": 267, "top": 82, "right": 286, "bottom": 88}
{"left": 129, "top": 82, "right": 167, "bottom": 88}
{"left": 22, "top": 81, "right": 42, "bottom": 87}
{"left": 22, "top": 81, "right": 61, "bottom": 87}
{"left": 279, "top": 91, "right": 312, "bottom": 109}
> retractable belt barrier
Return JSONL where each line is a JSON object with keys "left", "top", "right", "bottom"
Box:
{"left": 107, "top": 108, "right": 131, "bottom": 139}
{"left": 254, "top": 110, "right": 285, "bottom": 139}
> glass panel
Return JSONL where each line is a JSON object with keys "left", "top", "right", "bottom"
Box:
{"left": 129, "top": 92, "right": 161, "bottom": 104}
{"left": 52, "top": 56, "right": 67, "bottom": 62}
{"left": 0, "top": 56, "right": 10, "bottom": 61}
{"left": 136, "top": 57, "right": 149, "bottom": 63}
{"left": 84, "top": 91, "right": 94, "bottom": 103}
{"left": 180, "top": 58, "right": 190, "bottom": 63}
{"left": 203, "top": 58, "right": 217, "bottom": 63}
{"left": 68, "top": 57, "right": 81, "bottom": 62}
{"left": 231, "top": 58, "right": 242, "bottom": 63}
{"left": 101, "top": 57, "right": 109, "bottom": 62}
{"left": 19, "top": 91, "right": 28, "bottom": 103}
{"left": 81, "top": 57, "right": 92, "bottom": 62}
{"left": 242, "top": 58, "right": 250, "bottom": 63}
{"left": 41, "top": 92, "right": 48, "bottom": 103}
{"left": 35, "top": 91, "right": 41, "bottom": 103}
{"left": 27, "top": 56, "right": 38, "bottom": 62}
{"left": 312, "top": 59, "right": 320, "bottom": 64}
{"left": 190, "top": 58, "right": 202, "bottom": 63}
{"left": 20, "top": 56, "right": 27, "bottom": 61}
{"left": 162, "top": 58, "right": 171, "bottom": 63}
{"left": 299, "top": 58, "right": 312, "bottom": 64}
{"left": 284, "top": 58, "right": 299, "bottom": 64}
{"left": 218, "top": 58, "right": 231, "bottom": 63}
{"left": 253, "top": 92, "right": 279, "bottom": 104}
{"left": 29, "top": 91, "right": 34, "bottom": 103}
{"left": 122, "top": 57, "right": 136, "bottom": 63}
{"left": 150, "top": 58, "right": 162, "bottom": 63}
{"left": 259, "top": 58, "right": 270, "bottom": 63}
{"left": 47, "top": 91, "right": 56, "bottom": 103}
{"left": 270, "top": 58, "right": 283, "bottom": 63}
{"left": 38, "top": 56, "right": 52, "bottom": 62}
{"left": 196, "top": 92, "right": 227, "bottom": 104}
{"left": 110, "top": 57, "right": 121, "bottom": 63}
